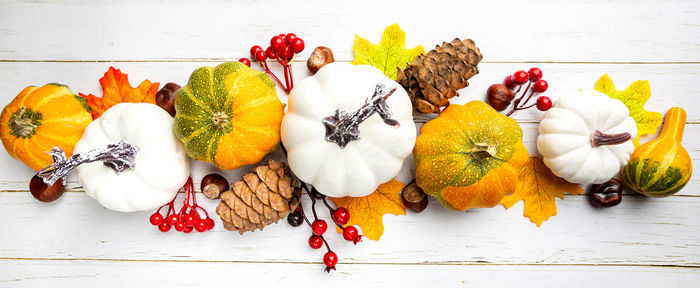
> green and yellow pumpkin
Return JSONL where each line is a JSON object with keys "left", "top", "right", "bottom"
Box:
{"left": 173, "top": 62, "right": 285, "bottom": 170}
{"left": 413, "top": 101, "right": 529, "bottom": 210}
{"left": 0, "top": 84, "right": 92, "bottom": 171}
{"left": 622, "top": 107, "right": 692, "bottom": 197}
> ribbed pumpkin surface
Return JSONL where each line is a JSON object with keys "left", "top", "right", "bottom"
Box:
{"left": 173, "top": 62, "right": 284, "bottom": 170}
{"left": 0, "top": 83, "right": 92, "bottom": 171}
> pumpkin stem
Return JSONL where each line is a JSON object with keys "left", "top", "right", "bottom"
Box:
{"left": 470, "top": 142, "right": 496, "bottom": 158}
{"left": 36, "top": 139, "right": 137, "bottom": 185}
{"left": 590, "top": 130, "right": 631, "bottom": 147}
{"left": 210, "top": 112, "right": 229, "bottom": 129}
{"left": 9, "top": 107, "right": 43, "bottom": 138}
{"left": 322, "top": 84, "right": 400, "bottom": 148}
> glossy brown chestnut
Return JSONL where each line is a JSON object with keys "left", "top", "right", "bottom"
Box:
{"left": 307, "top": 46, "right": 334, "bottom": 74}
{"left": 201, "top": 173, "right": 229, "bottom": 200}
{"left": 155, "top": 82, "right": 181, "bottom": 117}
{"left": 589, "top": 178, "right": 623, "bottom": 208}
{"left": 29, "top": 175, "right": 64, "bottom": 202}
{"left": 401, "top": 181, "right": 428, "bottom": 213}
{"left": 486, "top": 84, "right": 515, "bottom": 111}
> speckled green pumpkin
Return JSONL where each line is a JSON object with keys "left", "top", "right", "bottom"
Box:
{"left": 173, "top": 62, "right": 284, "bottom": 170}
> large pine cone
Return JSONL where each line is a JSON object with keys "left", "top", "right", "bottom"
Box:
{"left": 397, "top": 38, "right": 482, "bottom": 113}
{"left": 216, "top": 160, "right": 301, "bottom": 234}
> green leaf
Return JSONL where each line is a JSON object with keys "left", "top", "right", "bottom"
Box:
{"left": 594, "top": 73, "right": 663, "bottom": 146}
{"left": 351, "top": 23, "right": 424, "bottom": 80}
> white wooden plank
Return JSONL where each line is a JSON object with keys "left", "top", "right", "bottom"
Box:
{"left": 0, "top": 0, "right": 699, "bottom": 62}
{"left": 0, "top": 62, "right": 697, "bottom": 195}
{"left": 0, "top": 192, "right": 698, "bottom": 266}
{"left": 1, "top": 259, "right": 698, "bottom": 288}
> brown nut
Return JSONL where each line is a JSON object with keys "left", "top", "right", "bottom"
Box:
{"left": 486, "top": 84, "right": 515, "bottom": 111}
{"left": 401, "top": 181, "right": 428, "bottom": 213}
{"left": 589, "top": 178, "right": 623, "bottom": 208}
{"left": 29, "top": 175, "right": 64, "bottom": 202}
{"left": 155, "top": 82, "right": 181, "bottom": 117}
{"left": 201, "top": 173, "right": 229, "bottom": 199}
{"left": 307, "top": 46, "right": 334, "bottom": 74}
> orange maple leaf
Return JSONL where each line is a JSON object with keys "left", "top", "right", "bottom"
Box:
{"left": 500, "top": 155, "right": 584, "bottom": 226}
{"left": 328, "top": 179, "right": 406, "bottom": 241}
{"left": 79, "top": 67, "right": 159, "bottom": 119}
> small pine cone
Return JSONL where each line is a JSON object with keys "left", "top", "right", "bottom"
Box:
{"left": 397, "top": 38, "right": 483, "bottom": 113}
{"left": 216, "top": 160, "right": 301, "bottom": 234}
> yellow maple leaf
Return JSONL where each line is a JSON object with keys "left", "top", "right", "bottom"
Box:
{"left": 500, "top": 156, "right": 583, "bottom": 226}
{"left": 351, "top": 23, "right": 425, "bottom": 80}
{"left": 80, "top": 67, "right": 159, "bottom": 119}
{"left": 594, "top": 73, "right": 662, "bottom": 146}
{"left": 328, "top": 179, "right": 406, "bottom": 240}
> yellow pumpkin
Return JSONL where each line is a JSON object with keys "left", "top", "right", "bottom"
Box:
{"left": 414, "top": 101, "right": 529, "bottom": 210}
{"left": 622, "top": 107, "right": 692, "bottom": 197}
{"left": 173, "top": 62, "right": 284, "bottom": 170}
{"left": 0, "top": 84, "right": 92, "bottom": 171}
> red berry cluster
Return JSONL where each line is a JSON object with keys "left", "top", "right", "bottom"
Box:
{"left": 149, "top": 177, "right": 214, "bottom": 233}
{"left": 241, "top": 33, "right": 305, "bottom": 94}
{"left": 502, "top": 67, "right": 552, "bottom": 116}
{"left": 287, "top": 186, "right": 362, "bottom": 273}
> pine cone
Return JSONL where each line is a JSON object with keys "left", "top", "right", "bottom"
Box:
{"left": 216, "top": 160, "right": 301, "bottom": 234}
{"left": 397, "top": 38, "right": 482, "bottom": 113}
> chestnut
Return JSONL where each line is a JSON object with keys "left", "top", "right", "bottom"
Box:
{"left": 307, "top": 46, "right": 334, "bottom": 74}
{"left": 401, "top": 181, "right": 428, "bottom": 213}
{"left": 29, "top": 175, "right": 64, "bottom": 202}
{"left": 201, "top": 173, "right": 229, "bottom": 200}
{"left": 486, "top": 84, "right": 515, "bottom": 111}
{"left": 589, "top": 178, "right": 623, "bottom": 208}
{"left": 155, "top": 82, "right": 181, "bottom": 117}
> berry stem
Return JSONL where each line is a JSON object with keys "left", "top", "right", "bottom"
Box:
{"left": 506, "top": 81, "right": 534, "bottom": 116}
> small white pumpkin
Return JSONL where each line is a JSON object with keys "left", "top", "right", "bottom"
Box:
{"left": 281, "top": 63, "right": 416, "bottom": 197}
{"left": 537, "top": 90, "right": 637, "bottom": 184}
{"left": 73, "top": 103, "right": 190, "bottom": 212}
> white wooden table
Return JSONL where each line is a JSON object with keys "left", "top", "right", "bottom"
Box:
{"left": 1, "top": 1, "right": 699, "bottom": 287}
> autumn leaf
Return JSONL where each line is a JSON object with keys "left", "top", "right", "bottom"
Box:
{"left": 500, "top": 156, "right": 583, "bottom": 226}
{"left": 594, "top": 73, "right": 662, "bottom": 146}
{"left": 351, "top": 23, "right": 425, "bottom": 80}
{"left": 80, "top": 67, "right": 159, "bottom": 119}
{"left": 328, "top": 179, "right": 406, "bottom": 240}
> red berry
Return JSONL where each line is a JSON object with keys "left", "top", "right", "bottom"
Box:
{"left": 277, "top": 34, "right": 286, "bottom": 41}
{"left": 308, "top": 235, "right": 324, "bottom": 249}
{"left": 533, "top": 80, "right": 548, "bottom": 93}
{"left": 513, "top": 70, "right": 529, "bottom": 84}
{"left": 149, "top": 213, "right": 163, "bottom": 226}
{"left": 183, "top": 226, "right": 193, "bottom": 233}
{"left": 285, "top": 33, "right": 297, "bottom": 44}
{"left": 166, "top": 214, "right": 178, "bottom": 226}
{"left": 290, "top": 38, "right": 305, "bottom": 53}
{"left": 159, "top": 223, "right": 171, "bottom": 232}
{"left": 250, "top": 45, "right": 263, "bottom": 57}
{"left": 206, "top": 218, "right": 215, "bottom": 230}
{"left": 266, "top": 47, "right": 276, "bottom": 59}
{"left": 332, "top": 207, "right": 350, "bottom": 225}
{"left": 280, "top": 46, "right": 293, "bottom": 59}
{"left": 194, "top": 219, "right": 208, "bottom": 232}
{"left": 270, "top": 36, "right": 285, "bottom": 51}
{"left": 185, "top": 214, "right": 196, "bottom": 226}
{"left": 343, "top": 226, "right": 358, "bottom": 241}
{"left": 311, "top": 220, "right": 327, "bottom": 235}
{"left": 536, "top": 96, "right": 552, "bottom": 111}
{"left": 504, "top": 75, "right": 516, "bottom": 89}
{"left": 254, "top": 50, "right": 267, "bottom": 62}
{"left": 528, "top": 67, "right": 543, "bottom": 81}
{"left": 174, "top": 221, "right": 186, "bottom": 232}
{"left": 323, "top": 251, "right": 338, "bottom": 267}
{"left": 238, "top": 58, "right": 251, "bottom": 67}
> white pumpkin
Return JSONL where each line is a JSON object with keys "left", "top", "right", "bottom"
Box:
{"left": 73, "top": 103, "right": 190, "bottom": 212}
{"left": 281, "top": 63, "right": 416, "bottom": 197}
{"left": 537, "top": 90, "right": 637, "bottom": 184}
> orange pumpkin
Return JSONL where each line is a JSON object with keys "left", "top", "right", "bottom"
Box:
{"left": 413, "top": 101, "right": 529, "bottom": 210}
{"left": 0, "top": 84, "right": 92, "bottom": 171}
